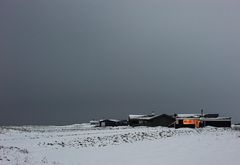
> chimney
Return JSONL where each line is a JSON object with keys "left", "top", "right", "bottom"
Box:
{"left": 201, "top": 109, "right": 204, "bottom": 117}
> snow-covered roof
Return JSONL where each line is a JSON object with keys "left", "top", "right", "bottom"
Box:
{"left": 129, "top": 114, "right": 171, "bottom": 120}
{"left": 90, "top": 120, "right": 99, "bottom": 124}
{"left": 138, "top": 116, "right": 155, "bottom": 120}
{"left": 129, "top": 115, "right": 147, "bottom": 120}
{"left": 176, "top": 114, "right": 202, "bottom": 118}
{"left": 200, "top": 117, "right": 231, "bottom": 121}
{"left": 99, "top": 119, "right": 120, "bottom": 122}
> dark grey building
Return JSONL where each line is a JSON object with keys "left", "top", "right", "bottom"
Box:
{"left": 128, "top": 114, "right": 175, "bottom": 127}
{"left": 99, "top": 119, "right": 128, "bottom": 127}
{"left": 99, "top": 119, "right": 119, "bottom": 127}
{"left": 201, "top": 117, "right": 231, "bottom": 127}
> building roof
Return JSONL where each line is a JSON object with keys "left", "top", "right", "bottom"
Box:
{"left": 200, "top": 117, "right": 231, "bottom": 121}
{"left": 129, "top": 115, "right": 149, "bottom": 120}
{"left": 99, "top": 119, "right": 120, "bottom": 122}
{"left": 90, "top": 120, "right": 99, "bottom": 124}
{"left": 176, "top": 114, "right": 202, "bottom": 118}
{"left": 129, "top": 114, "right": 172, "bottom": 120}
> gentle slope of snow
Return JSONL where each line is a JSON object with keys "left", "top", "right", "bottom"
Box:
{"left": 0, "top": 124, "right": 240, "bottom": 165}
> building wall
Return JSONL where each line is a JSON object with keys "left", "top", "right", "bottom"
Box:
{"left": 129, "top": 115, "right": 175, "bottom": 127}
{"left": 203, "top": 120, "right": 231, "bottom": 127}
{"left": 100, "top": 120, "right": 117, "bottom": 127}
{"left": 147, "top": 116, "right": 175, "bottom": 127}
{"left": 175, "top": 119, "right": 232, "bottom": 128}
{"left": 175, "top": 119, "right": 196, "bottom": 128}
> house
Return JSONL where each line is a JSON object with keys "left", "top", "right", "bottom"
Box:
{"left": 174, "top": 113, "right": 231, "bottom": 128}
{"left": 128, "top": 114, "right": 175, "bottom": 127}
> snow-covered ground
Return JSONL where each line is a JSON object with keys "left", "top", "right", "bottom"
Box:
{"left": 0, "top": 124, "right": 240, "bottom": 165}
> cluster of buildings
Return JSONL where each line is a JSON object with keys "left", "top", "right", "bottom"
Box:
{"left": 90, "top": 112, "right": 231, "bottom": 128}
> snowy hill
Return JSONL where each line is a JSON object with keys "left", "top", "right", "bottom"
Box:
{"left": 0, "top": 124, "right": 240, "bottom": 165}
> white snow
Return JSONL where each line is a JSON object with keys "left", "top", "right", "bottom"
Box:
{"left": 128, "top": 115, "right": 148, "bottom": 119}
{"left": 0, "top": 124, "right": 240, "bottom": 165}
{"left": 176, "top": 114, "right": 201, "bottom": 118}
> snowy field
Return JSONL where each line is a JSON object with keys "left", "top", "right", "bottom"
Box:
{"left": 0, "top": 124, "right": 240, "bottom": 165}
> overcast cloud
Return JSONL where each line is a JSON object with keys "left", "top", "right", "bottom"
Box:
{"left": 1, "top": 0, "right": 240, "bottom": 125}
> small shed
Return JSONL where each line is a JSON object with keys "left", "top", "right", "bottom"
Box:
{"left": 99, "top": 119, "right": 119, "bottom": 127}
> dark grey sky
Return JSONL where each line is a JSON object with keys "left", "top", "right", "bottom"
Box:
{"left": 1, "top": 0, "right": 240, "bottom": 125}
